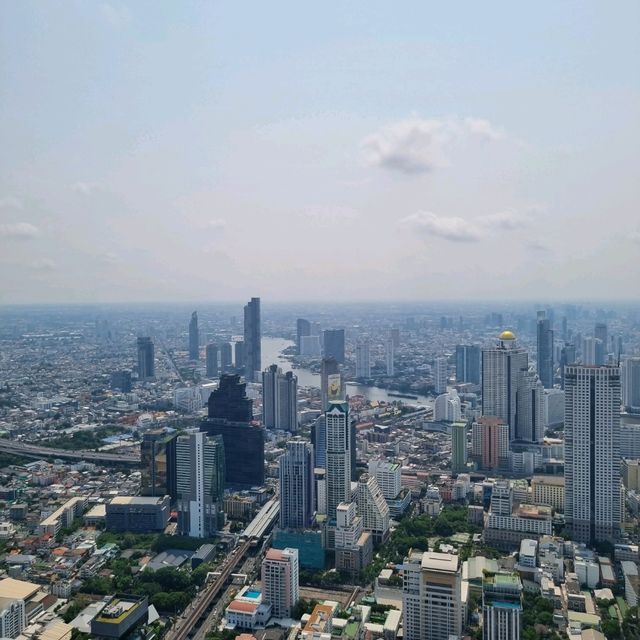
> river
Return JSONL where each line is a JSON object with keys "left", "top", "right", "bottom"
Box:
{"left": 261, "top": 336, "right": 432, "bottom": 406}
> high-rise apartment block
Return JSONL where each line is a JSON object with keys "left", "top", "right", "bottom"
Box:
{"left": 482, "top": 573, "right": 522, "bottom": 640}
{"left": 536, "top": 311, "right": 554, "bottom": 389}
{"left": 456, "top": 344, "right": 481, "bottom": 385}
{"left": 355, "top": 473, "right": 390, "bottom": 544}
{"left": 279, "top": 439, "right": 315, "bottom": 530}
{"left": 176, "top": 431, "right": 225, "bottom": 538}
{"left": 323, "top": 329, "right": 345, "bottom": 364}
{"left": 385, "top": 338, "right": 394, "bottom": 376}
{"left": 261, "top": 548, "right": 299, "bottom": 619}
{"left": 451, "top": 422, "right": 467, "bottom": 474}
{"left": 220, "top": 342, "right": 233, "bottom": 373}
{"left": 137, "top": 337, "right": 155, "bottom": 381}
{"left": 243, "top": 297, "right": 261, "bottom": 382}
{"left": 564, "top": 365, "right": 621, "bottom": 545}
{"left": 434, "top": 356, "right": 448, "bottom": 394}
{"left": 403, "top": 551, "right": 462, "bottom": 640}
{"left": 262, "top": 365, "right": 298, "bottom": 431}
{"left": 325, "top": 402, "right": 351, "bottom": 520}
{"left": 368, "top": 460, "right": 401, "bottom": 500}
{"left": 189, "top": 310, "right": 199, "bottom": 361}
{"left": 471, "top": 417, "right": 509, "bottom": 471}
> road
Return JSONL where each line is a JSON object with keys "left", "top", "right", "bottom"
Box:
{"left": 0, "top": 438, "right": 140, "bottom": 465}
{"left": 164, "top": 540, "right": 252, "bottom": 640}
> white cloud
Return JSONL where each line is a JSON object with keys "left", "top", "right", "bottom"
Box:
{"left": 400, "top": 211, "right": 481, "bottom": 242}
{"left": 525, "top": 239, "right": 550, "bottom": 252}
{"left": 99, "top": 3, "right": 132, "bottom": 28}
{"left": 71, "top": 182, "right": 100, "bottom": 195}
{"left": 29, "top": 258, "right": 56, "bottom": 271}
{"left": 0, "top": 196, "right": 23, "bottom": 210}
{"left": 479, "top": 210, "right": 530, "bottom": 230}
{"left": 98, "top": 252, "right": 122, "bottom": 264}
{"left": 362, "top": 115, "right": 507, "bottom": 174}
{"left": 0, "top": 222, "right": 41, "bottom": 239}
{"left": 631, "top": 231, "right": 640, "bottom": 244}
{"left": 302, "top": 205, "right": 360, "bottom": 226}
{"left": 204, "top": 218, "right": 226, "bottom": 231}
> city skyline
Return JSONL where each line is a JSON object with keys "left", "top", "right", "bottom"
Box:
{"left": 1, "top": 2, "right": 639, "bottom": 304}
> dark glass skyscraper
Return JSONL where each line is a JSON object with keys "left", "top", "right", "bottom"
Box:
{"left": 595, "top": 322, "right": 608, "bottom": 365}
{"left": 201, "top": 374, "right": 264, "bottom": 487}
{"left": 141, "top": 429, "right": 177, "bottom": 499}
{"left": 243, "top": 297, "right": 261, "bottom": 381}
{"left": 455, "top": 345, "right": 480, "bottom": 385}
{"left": 189, "top": 311, "right": 199, "bottom": 361}
{"left": 323, "top": 329, "right": 345, "bottom": 364}
{"left": 137, "top": 337, "right": 155, "bottom": 381}
{"left": 111, "top": 370, "right": 132, "bottom": 393}
{"left": 536, "top": 313, "right": 554, "bottom": 389}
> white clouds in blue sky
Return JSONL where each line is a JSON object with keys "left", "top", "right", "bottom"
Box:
{"left": 0, "top": 1, "right": 639, "bottom": 303}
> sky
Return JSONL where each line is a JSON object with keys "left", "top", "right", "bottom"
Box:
{"left": 1, "top": 1, "right": 639, "bottom": 304}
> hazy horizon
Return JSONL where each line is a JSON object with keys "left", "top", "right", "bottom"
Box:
{"left": 2, "top": 2, "right": 639, "bottom": 304}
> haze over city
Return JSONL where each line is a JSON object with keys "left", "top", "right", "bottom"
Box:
{"left": 2, "top": 1, "right": 640, "bottom": 304}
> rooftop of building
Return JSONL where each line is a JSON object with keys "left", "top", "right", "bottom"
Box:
{"left": 532, "top": 475, "right": 565, "bottom": 486}
{"left": 303, "top": 603, "right": 335, "bottom": 632}
{"left": 499, "top": 330, "right": 516, "bottom": 341}
{"left": 0, "top": 577, "right": 40, "bottom": 601}
{"left": 227, "top": 599, "right": 259, "bottom": 614}
{"left": 109, "top": 495, "right": 166, "bottom": 505}
{"left": 420, "top": 551, "right": 459, "bottom": 573}
{"left": 93, "top": 596, "right": 144, "bottom": 624}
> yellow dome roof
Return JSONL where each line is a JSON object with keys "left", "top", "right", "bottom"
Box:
{"left": 499, "top": 330, "right": 516, "bottom": 341}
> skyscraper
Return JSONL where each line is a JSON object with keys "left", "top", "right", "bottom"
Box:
{"left": 623, "top": 357, "right": 640, "bottom": 413}
{"left": 201, "top": 374, "right": 264, "bottom": 487}
{"left": 220, "top": 342, "right": 233, "bottom": 373}
{"left": 403, "top": 551, "right": 462, "bottom": 640}
{"left": 296, "top": 318, "right": 311, "bottom": 355}
{"left": 279, "top": 439, "right": 315, "bottom": 530}
{"left": 325, "top": 401, "right": 351, "bottom": 520}
{"left": 188, "top": 311, "right": 199, "bottom": 361}
{"left": 582, "top": 336, "right": 599, "bottom": 366}
{"left": 355, "top": 473, "right": 390, "bottom": 545}
{"left": 481, "top": 331, "right": 528, "bottom": 441}
{"left": 564, "top": 365, "right": 621, "bottom": 545}
{"left": 311, "top": 416, "right": 326, "bottom": 469}
{"left": 243, "top": 297, "right": 261, "bottom": 381}
{"left": 234, "top": 340, "right": 245, "bottom": 372}
{"left": 482, "top": 573, "right": 522, "bottom": 640}
{"left": 205, "top": 343, "right": 218, "bottom": 378}
{"left": 141, "top": 428, "right": 177, "bottom": 499}
{"left": 137, "top": 337, "right": 155, "bottom": 381}
{"left": 455, "top": 345, "right": 481, "bottom": 385}
{"left": 536, "top": 311, "right": 554, "bottom": 389}
{"left": 262, "top": 365, "right": 298, "bottom": 431}
{"left": 560, "top": 343, "right": 576, "bottom": 389}
{"left": 471, "top": 417, "right": 509, "bottom": 471}
{"left": 434, "top": 356, "right": 448, "bottom": 394}
{"left": 320, "top": 356, "right": 343, "bottom": 410}
{"left": 595, "top": 322, "right": 608, "bottom": 365}
{"left": 323, "top": 329, "right": 345, "bottom": 364}
{"left": 451, "top": 422, "right": 467, "bottom": 474}
{"left": 176, "top": 431, "right": 225, "bottom": 538}
{"left": 355, "top": 339, "right": 371, "bottom": 379}
{"left": 261, "top": 548, "right": 299, "bottom": 619}
{"left": 385, "top": 338, "right": 394, "bottom": 376}
{"left": 515, "top": 370, "right": 545, "bottom": 443}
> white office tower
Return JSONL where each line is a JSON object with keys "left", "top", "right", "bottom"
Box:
{"left": 355, "top": 339, "right": 371, "bottom": 378}
{"left": 434, "top": 356, "right": 448, "bottom": 394}
{"left": 482, "top": 573, "right": 523, "bottom": 640}
{"left": 355, "top": 473, "right": 390, "bottom": 544}
{"left": 515, "top": 370, "right": 545, "bottom": 442}
{"left": 325, "top": 402, "right": 351, "bottom": 520}
{"left": 434, "top": 390, "right": 462, "bottom": 422}
{"left": 490, "top": 481, "right": 513, "bottom": 516}
{"left": 261, "top": 547, "right": 299, "bottom": 619}
{"left": 403, "top": 551, "right": 462, "bottom": 640}
{"left": 262, "top": 365, "right": 298, "bottom": 431}
{"left": 482, "top": 331, "right": 529, "bottom": 442}
{"left": 335, "top": 502, "right": 363, "bottom": 550}
{"left": 279, "top": 439, "right": 315, "bottom": 530}
{"left": 176, "top": 431, "right": 225, "bottom": 538}
{"left": 385, "top": 338, "right": 395, "bottom": 376}
{"left": 368, "top": 460, "right": 401, "bottom": 500}
{"left": 174, "top": 386, "right": 203, "bottom": 413}
{"left": 565, "top": 365, "right": 621, "bottom": 545}
{"left": 623, "top": 357, "right": 640, "bottom": 413}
